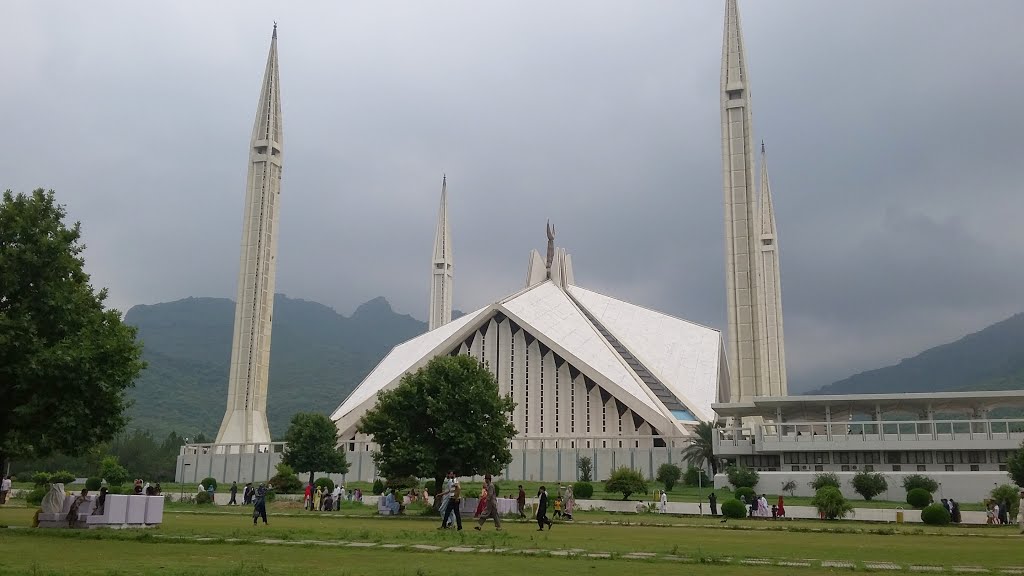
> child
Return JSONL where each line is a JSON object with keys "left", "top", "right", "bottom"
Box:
{"left": 553, "top": 496, "right": 563, "bottom": 519}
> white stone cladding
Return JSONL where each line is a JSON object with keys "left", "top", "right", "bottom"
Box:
{"left": 428, "top": 176, "right": 453, "bottom": 331}
{"left": 216, "top": 26, "right": 282, "bottom": 445}
{"left": 757, "top": 144, "right": 787, "bottom": 396}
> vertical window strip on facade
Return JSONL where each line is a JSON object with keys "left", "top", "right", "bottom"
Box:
{"left": 554, "top": 367, "right": 560, "bottom": 434}
{"left": 539, "top": 354, "right": 544, "bottom": 434}
{"left": 570, "top": 377, "right": 575, "bottom": 434}
{"left": 586, "top": 387, "right": 591, "bottom": 433}
{"left": 524, "top": 345, "right": 529, "bottom": 433}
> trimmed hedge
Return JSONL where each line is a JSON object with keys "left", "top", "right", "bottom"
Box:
{"left": 85, "top": 477, "right": 103, "bottom": 491}
{"left": 372, "top": 479, "right": 385, "bottom": 495}
{"left": 27, "top": 486, "right": 47, "bottom": 506}
{"left": 721, "top": 498, "right": 747, "bottom": 519}
{"left": 200, "top": 477, "right": 218, "bottom": 491}
{"left": 196, "top": 491, "right": 214, "bottom": 505}
{"left": 314, "top": 477, "right": 335, "bottom": 494}
{"left": 906, "top": 487, "right": 932, "bottom": 509}
{"left": 734, "top": 486, "right": 756, "bottom": 503}
{"left": 572, "top": 482, "right": 594, "bottom": 499}
{"left": 920, "top": 503, "right": 951, "bottom": 525}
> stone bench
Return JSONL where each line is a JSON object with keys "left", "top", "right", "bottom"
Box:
{"left": 38, "top": 493, "right": 163, "bottom": 529}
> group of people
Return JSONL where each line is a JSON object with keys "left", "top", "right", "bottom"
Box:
{"left": 984, "top": 490, "right": 1024, "bottom": 531}
{"left": 132, "top": 479, "right": 161, "bottom": 496}
{"left": 741, "top": 493, "right": 786, "bottom": 519}
{"left": 940, "top": 498, "right": 963, "bottom": 523}
{"left": 303, "top": 482, "right": 361, "bottom": 511}
{"left": 436, "top": 472, "right": 575, "bottom": 532}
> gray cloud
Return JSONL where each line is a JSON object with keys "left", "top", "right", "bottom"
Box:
{"left": 2, "top": 0, "right": 1022, "bottom": 392}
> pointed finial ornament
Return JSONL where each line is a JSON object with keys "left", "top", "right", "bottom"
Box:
{"left": 761, "top": 140, "right": 765, "bottom": 154}
{"left": 545, "top": 220, "right": 556, "bottom": 271}
{"left": 273, "top": 22, "right": 278, "bottom": 39}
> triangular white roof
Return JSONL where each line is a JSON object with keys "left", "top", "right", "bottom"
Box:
{"left": 500, "top": 282, "right": 662, "bottom": 416}
{"left": 330, "top": 305, "right": 490, "bottom": 421}
{"left": 568, "top": 285, "right": 721, "bottom": 422}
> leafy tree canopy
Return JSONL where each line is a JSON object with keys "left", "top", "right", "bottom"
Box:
{"left": 681, "top": 421, "right": 722, "bottom": 474}
{"left": 282, "top": 412, "right": 349, "bottom": 485}
{"left": 850, "top": 470, "right": 888, "bottom": 501}
{"left": 0, "top": 189, "right": 145, "bottom": 468}
{"left": 1007, "top": 440, "right": 1024, "bottom": 488}
{"left": 725, "top": 465, "right": 759, "bottom": 489}
{"left": 357, "top": 355, "right": 517, "bottom": 496}
{"left": 604, "top": 466, "right": 648, "bottom": 500}
{"left": 656, "top": 463, "right": 682, "bottom": 491}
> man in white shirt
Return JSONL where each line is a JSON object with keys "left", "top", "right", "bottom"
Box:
{"left": 659, "top": 490, "right": 668, "bottom": 513}
{"left": 331, "top": 485, "right": 342, "bottom": 511}
{"left": 0, "top": 475, "right": 12, "bottom": 504}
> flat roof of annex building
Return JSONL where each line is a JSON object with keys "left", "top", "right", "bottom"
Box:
{"left": 712, "top": 391, "right": 1024, "bottom": 420}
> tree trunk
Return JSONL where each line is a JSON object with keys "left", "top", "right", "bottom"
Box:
{"left": 308, "top": 471, "right": 314, "bottom": 486}
{"left": 433, "top": 476, "right": 444, "bottom": 511}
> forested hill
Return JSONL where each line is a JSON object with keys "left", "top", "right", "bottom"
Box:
{"left": 124, "top": 294, "right": 429, "bottom": 438}
{"left": 811, "top": 312, "right": 1024, "bottom": 395}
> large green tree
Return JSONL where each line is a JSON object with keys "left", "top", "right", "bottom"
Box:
{"left": 282, "top": 412, "right": 349, "bottom": 485}
{"left": 0, "top": 189, "right": 145, "bottom": 468}
{"left": 1007, "top": 440, "right": 1024, "bottom": 488}
{"left": 358, "top": 354, "right": 517, "bottom": 500}
{"left": 681, "top": 420, "right": 723, "bottom": 475}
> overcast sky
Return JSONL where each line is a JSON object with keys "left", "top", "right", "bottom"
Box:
{"left": 3, "top": 1, "right": 1023, "bottom": 392}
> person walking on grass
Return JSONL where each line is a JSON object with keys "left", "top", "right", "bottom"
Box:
{"left": 229, "top": 482, "right": 238, "bottom": 506}
{"left": 708, "top": 492, "right": 718, "bottom": 516}
{"left": 536, "top": 486, "right": 553, "bottom": 531}
{"left": 517, "top": 485, "right": 527, "bottom": 518}
{"left": 659, "top": 490, "right": 668, "bottom": 514}
{"left": 252, "top": 483, "right": 269, "bottom": 525}
{"left": 474, "top": 474, "right": 502, "bottom": 531}
{"left": 304, "top": 483, "right": 313, "bottom": 511}
{"left": 1018, "top": 490, "right": 1024, "bottom": 534}
{"left": 438, "top": 471, "right": 462, "bottom": 531}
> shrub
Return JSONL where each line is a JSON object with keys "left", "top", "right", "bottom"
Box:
{"left": 100, "top": 456, "right": 129, "bottom": 487}
{"left": 721, "top": 498, "right": 747, "bottom": 519}
{"left": 734, "top": 486, "right": 756, "bottom": 503}
{"left": 656, "top": 463, "right": 683, "bottom": 491}
{"left": 27, "top": 486, "right": 47, "bottom": 506}
{"left": 200, "top": 477, "right": 218, "bottom": 491}
{"left": 683, "top": 466, "right": 709, "bottom": 487}
{"left": 372, "top": 478, "right": 385, "bottom": 495}
{"left": 906, "top": 487, "right": 932, "bottom": 509}
{"left": 604, "top": 467, "right": 648, "bottom": 500}
{"left": 385, "top": 476, "right": 418, "bottom": 491}
{"left": 781, "top": 480, "right": 797, "bottom": 496}
{"left": 811, "top": 486, "right": 853, "bottom": 520}
{"left": 850, "top": 471, "right": 888, "bottom": 501}
{"left": 572, "top": 481, "right": 594, "bottom": 499}
{"left": 195, "top": 491, "right": 214, "bottom": 505}
{"left": 578, "top": 456, "right": 593, "bottom": 482}
{"left": 725, "top": 465, "right": 758, "bottom": 489}
{"left": 85, "top": 477, "right": 103, "bottom": 491}
{"left": 264, "top": 490, "right": 277, "bottom": 503}
{"left": 31, "top": 472, "right": 51, "bottom": 486}
{"left": 49, "top": 470, "right": 76, "bottom": 484}
{"left": 314, "top": 477, "right": 335, "bottom": 494}
{"left": 809, "top": 472, "right": 841, "bottom": 491}
{"left": 990, "top": 484, "right": 1020, "bottom": 519}
{"left": 901, "top": 474, "right": 938, "bottom": 494}
{"left": 268, "top": 462, "right": 303, "bottom": 494}
{"left": 920, "top": 503, "right": 951, "bottom": 525}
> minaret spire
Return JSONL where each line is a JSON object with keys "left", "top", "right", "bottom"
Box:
{"left": 429, "top": 175, "right": 453, "bottom": 331}
{"left": 757, "top": 143, "right": 787, "bottom": 396}
{"left": 721, "top": 0, "right": 767, "bottom": 404}
{"left": 216, "top": 25, "right": 283, "bottom": 446}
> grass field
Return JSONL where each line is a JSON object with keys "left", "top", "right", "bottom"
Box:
{"left": 1, "top": 500, "right": 1022, "bottom": 575}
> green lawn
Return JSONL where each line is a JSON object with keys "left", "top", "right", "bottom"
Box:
{"left": 1, "top": 501, "right": 1022, "bottom": 575}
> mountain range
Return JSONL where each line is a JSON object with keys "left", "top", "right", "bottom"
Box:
{"left": 124, "top": 294, "right": 429, "bottom": 439}
{"left": 123, "top": 294, "right": 1024, "bottom": 437}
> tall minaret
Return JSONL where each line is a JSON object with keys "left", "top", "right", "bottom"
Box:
{"left": 757, "top": 142, "right": 787, "bottom": 396}
{"left": 216, "top": 24, "right": 283, "bottom": 446}
{"left": 428, "top": 175, "right": 453, "bottom": 331}
{"left": 721, "top": 0, "right": 766, "bottom": 403}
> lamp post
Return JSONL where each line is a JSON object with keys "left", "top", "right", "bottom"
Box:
{"left": 180, "top": 436, "right": 191, "bottom": 502}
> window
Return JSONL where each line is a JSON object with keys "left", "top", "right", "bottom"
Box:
{"left": 998, "top": 464, "right": 1006, "bottom": 472}
{"left": 586, "top": 391, "right": 591, "bottom": 434}
{"left": 602, "top": 441, "right": 607, "bottom": 448}
{"left": 524, "top": 346, "right": 529, "bottom": 433}
{"left": 944, "top": 465, "right": 954, "bottom": 471}
{"left": 994, "top": 450, "right": 1010, "bottom": 463}
{"left": 892, "top": 465, "right": 901, "bottom": 472}
{"left": 814, "top": 465, "right": 823, "bottom": 472}
{"left": 916, "top": 465, "right": 926, "bottom": 472}
{"left": 570, "top": 376, "right": 575, "bottom": 434}
{"left": 554, "top": 365, "right": 559, "bottom": 434}
{"left": 969, "top": 451, "right": 986, "bottom": 464}
{"left": 602, "top": 402, "right": 607, "bottom": 433}
{"left": 970, "top": 464, "right": 980, "bottom": 472}
{"left": 885, "top": 451, "right": 901, "bottom": 464}
{"left": 791, "top": 466, "right": 800, "bottom": 472}
{"left": 635, "top": 440, "right": 640, "bottom": 448}
{"left": 539, "top": 354, "right": 544, "bottom": 434}
{"left": 586, "top": 441, "right": 591, "bottom": 449}
{"left": 570, "top": 441, "right": 575, "bottom": 449}
{"left": 841, "top": 465, "right": 850, "bottom": 472}
{"left": 618, "top": 441, "right": 623, "bottom": 448}
{"left": 864, "top": 465, "right": 874, "bottom": 472}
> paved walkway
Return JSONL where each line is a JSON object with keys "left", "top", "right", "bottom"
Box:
{"left": 142, "top": 532, "right": 1023, "bottom": 573}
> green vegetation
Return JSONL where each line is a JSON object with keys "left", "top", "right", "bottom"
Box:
{"left": 725, "top": 465, "right": 758, "bottom": 489}
{"left": 683, "top": 466, "right": 709, "bottom": 487}
{"left": 313, "top": 477, "right": 335, "bottom": 493}
{"left": 371, "top": 478, "right": 385, "bottom": 495}
{"left": 656, "top": 463, "right": 682, "bottom": 491}
{"left": 733, "top": 486, "right": 755, "bottom": 503}
{"left": 124, "top": 294, "right": 429, "bottom": 438}
{"left": 811, "top": 486, "right": 853, "bottom": 520}
{"left": 681, "top": 420, "right": 722, "bottom": 474}
{"left": 578, "top": 456, "right": 593, "bottom": 482}
{"left": 282, "top": 412, "right": 349, "bottom": 485}
{"left": 906, "top": 488, "right": 932, "bottom": 509}
{"left": 100, "top": 456, "right": 130, "bottom": 486}
{"left": 604, "top": 467, "right": 648, "bottom": 500}
{"left": 989, "top": 484, "right": 1020, "bottom": 518}
{"left": 200, "top": 477, "right": 218, "bottom": 491}
{"left": 572, "top": 481, "right": 593, "bottom": 499}
{"left": 721, "top": 498, "right": 747, "bottom": 519}
{"left": 268, "top": 462, "right": 303, "bottom": 493}
{"left": 902, "top": 474, "right": 938, "bottom": 494}
{"left": 920, "top": 503, "right": 951, "bottom": 525}
{"left": 814, "top": 312, "right": 1024, "bottom": 395}
{"left": 85, "top": 477, "right": 102, "bottom": 491}
{"left": 850, "top": 470, "right": 888, "bottom": 500}
{"left": 358, "top": 355, "right": 517, "bottom": 496}
{"left": 0, "top": 189, "right": 146, "bottom": 469}
{"left": 808, "top": 472, "right": 841, "bottom": 491}
{"left": 1007, "top": 440, "right": 1024, "bottom": 487}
